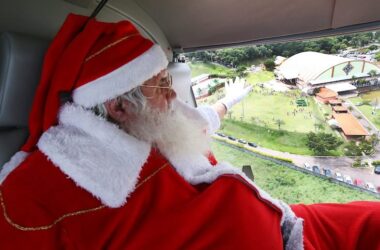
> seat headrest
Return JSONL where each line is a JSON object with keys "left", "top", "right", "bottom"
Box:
{"left": 0, "top": 32, "right": 49, "bottom": 127}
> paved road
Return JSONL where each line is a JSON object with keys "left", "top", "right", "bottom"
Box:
{"left": 216, "top": 134, "right": 380, "bottom": 188}
{"left": 252, "top": 145, "right": 380, "bottom": 186}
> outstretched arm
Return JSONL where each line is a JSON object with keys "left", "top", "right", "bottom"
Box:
{"left": 214, "top": 77, "right": 252, "bottom": 119}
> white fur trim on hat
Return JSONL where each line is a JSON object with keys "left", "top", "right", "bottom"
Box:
{"left": 72, "top": 44, "right": 168, "bottom": 107}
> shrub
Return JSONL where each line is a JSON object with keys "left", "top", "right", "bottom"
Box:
{"left": 263, "top": 59, "right": 275, "bottom": 71}
{"left": 371, "top": 160, "right": 380, "bottom": 165}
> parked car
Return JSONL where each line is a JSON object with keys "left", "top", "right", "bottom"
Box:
{"left": 365, "top": 182, "right": 376, "bottom": 192}
{"left": 304, "top": 163, "right": 312, "bottom": 171}
{"left": 354, "top": 178, "right": 364, "bottom": 187}
{"left": 322, "top": 168, "right": 332, "bottom": 177}
{"left": 227, "top": 136, "right": 236, "bottom": 141}
{"left": 216, "top": 132, "right": 226, "bottom": 137}
{"left": 343, "top": 175, "right": 353, "bottom": 185}
{"left": 335, "top": 172, "right": 344, "bottom": 182}
{"left": 374, "top": 166, "right": 380, "bottom": 175}
{"left": 247, "top": 142, "right": 257, "bottom": 148}
{"left": 312, "top": 165, "right": 320, "bottom": 174}
{"left": 238, "top": 139, "right": 247, "bottom": 144}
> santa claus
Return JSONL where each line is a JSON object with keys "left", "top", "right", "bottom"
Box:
{"left": 0, "top": 14, "right": 379, "bottom": 250}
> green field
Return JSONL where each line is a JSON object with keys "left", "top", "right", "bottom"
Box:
{"left": 191, "top": 62, "right": 344, "bottom": 155}
{"left": 211, "top": 141, "right": 379, "bottom": 204}
{"left": 245, "top": 71, "right": 275, "bottom": 84}
{"left": 230, "top": 87, "right": 333, "bottom": 133}
{"left": 219, "top": 119, "right": 344, "bottom": 155}
{"left": 188, "top": 62, "right": 233, "bottom": 77}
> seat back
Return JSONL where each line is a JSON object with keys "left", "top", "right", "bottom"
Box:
{"left": 0, "top": 32, "right": 49, "bottom": 167}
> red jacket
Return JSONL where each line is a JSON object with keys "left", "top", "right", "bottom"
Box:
{"left": 0, "top": 149, "right": 287, "bottom": 250}
{"left": 0, "top": 104, "right": 379, "bottom": 249}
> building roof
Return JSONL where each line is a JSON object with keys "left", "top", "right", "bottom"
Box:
{"left": 278, "top": 52, "right": 350, "bottom": 82}
{"left": 329, "top": 99, "right": 342, "bottom": 105}
{"left": 332, "top": 113, "right": 369, "bottom": 136}
{"left": 325, "top": 83, "right": 357, "bottom": 93}
{"left": 309, "top": 72, "right": 371, "bottom": 85}
{"left": 275, "top": 56, "right": 287, "bottom": 65}
{"left": 332, "top": 106, "right": 348, "bottom": 112}
{"left": 316, "top": 87, "right": 338, "bottom": 99}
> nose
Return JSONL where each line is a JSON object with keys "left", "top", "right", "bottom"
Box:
{"left": 166, "top": 88, "right": 176, "bottom": 101}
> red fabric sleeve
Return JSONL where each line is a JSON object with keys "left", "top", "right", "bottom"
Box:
{"left": 291, "top": 201, "right": 380, "bottom": 250}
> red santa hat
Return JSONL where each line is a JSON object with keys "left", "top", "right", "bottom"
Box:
{"left": 21, "top": 14, "right": 168, "bottom": 152}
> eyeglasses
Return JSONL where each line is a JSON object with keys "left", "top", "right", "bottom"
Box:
{"left": 140, "top": 73, "right": 173, "bottom": 98}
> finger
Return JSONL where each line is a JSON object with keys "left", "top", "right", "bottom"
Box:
{"left": 235, "top": 77, "right": 240, "bottom": 85}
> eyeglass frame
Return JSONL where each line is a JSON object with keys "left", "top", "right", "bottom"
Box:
{"left": 139, "top": 73, "right": 173, "bottom": 99}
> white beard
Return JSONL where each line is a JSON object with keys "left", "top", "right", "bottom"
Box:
{"left": 121, "top": 101, "right": 211, "bottom": 158}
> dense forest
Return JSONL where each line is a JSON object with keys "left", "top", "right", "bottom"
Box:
{"left": 186, "top": 31, "right": 380, "bottom": 67}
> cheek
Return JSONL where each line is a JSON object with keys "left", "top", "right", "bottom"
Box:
{"left": 147, "top": 95, "right": 166, "bottom": 108}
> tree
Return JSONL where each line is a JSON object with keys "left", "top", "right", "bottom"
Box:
{"left": 227, "top": 111, "right": 233, "bottom": 119}
{"left": 314, "top": 122, "right": 324, "bottom": 131}
{"left": 236, "top": 65, "right": 247, "bottom": 77}
{"left": 368, "top": 69, "right": 378, "bottom": 78}
{"left": 345, "top": 138, "right": 376, "bottom": 156}
{"left": 369, "top": 45, "right": 378, "bottom": 51}
{"left": 344, "top": 141, "right": 362, "bottom": 156}
{"left": 306, "top": 132, "right": 343, "bottom": 155}
{"left": 274, "top": 119, "right": 285, "bottom": 130}
{"left": 312, "top": 87, "right": 321, "bottom": 95}
{"left": 375, "top": 52, "right": 380, "bottom": 62}
{"left": 196, "top": 88, "right": 202, "bottom": 96}
{"left": 264, "top": 59, "right": 275, "bottom": 71}
{"left": 369, "top": 134, "right": 379, "bottom": 146}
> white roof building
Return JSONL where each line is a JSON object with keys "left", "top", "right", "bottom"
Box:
{"left": 278, "top": 51, "right": 380, "bottom": 85}
{"left": 325, "top": 82, "right": 357, "bottom": 93}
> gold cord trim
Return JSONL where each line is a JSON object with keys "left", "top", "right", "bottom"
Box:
{"left": 1, "top": 163, "right": 169, "bottom": 231}
{"left": 85, "top": 33, "right": 139, "bottom": 62}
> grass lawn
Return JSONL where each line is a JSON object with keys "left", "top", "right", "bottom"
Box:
{"left": 350, "top": 94, "right": 380, "bottom": 130}
{"left": 188, "top": 62, "right": 233, "bottom": 77}
{"left": 219, "top": 119, "right": 344, "bottom": 156}
{"left": 245, "top": 71, "right": 275, "bottom": 84}
{"left": 211, "top": 141, "right": 379, "bottom": 204}
{"left": 230, "top": 86, "right": 333, "bottom": 134}
{"left": 240, "top": 58, "right": 267, "bottom": 67}
{"left": 190, "top": 63, "right": 344, "bottom": 155}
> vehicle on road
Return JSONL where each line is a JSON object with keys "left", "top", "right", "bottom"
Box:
{"left": 304, "top": 163, "right": 312, "bottom": 171}
{"left": 227, "top": 136, "right": 236, "bottom": 141}
{"left": 335, "top": 172, "right": 344, "bottom": 182}
{"left": 216, "top": 132, "right": 226, "bottom": 138}
{"left": 312, "top": 165, "right": 320, "bottom": 174}
{"left": 247, "top": 142, "right": 257, "bottom": 148}
{"left": 238, "top": 139, "right": 247, "bottom": 144}
{"left": 374, "top": 166, "right": 380, "bottom": 175}
{"left": 343, "top": 175, "right": 353, "bottom": 185}
{"left": 354, "top": 178, "right": 364, "bottom": 187}
{"left": 322, "top": 168, "right": 332, "bottom": 177}
{"left": 365, "top": 182, "right": 376, "bottom": 192}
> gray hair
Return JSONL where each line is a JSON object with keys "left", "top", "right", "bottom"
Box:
{"left": 92, "top": 86, "right": 147, "bottom": 119}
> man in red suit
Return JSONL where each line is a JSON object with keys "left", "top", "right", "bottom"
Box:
{"left": 0, "top": 14, "right": 379, "bottom": 250}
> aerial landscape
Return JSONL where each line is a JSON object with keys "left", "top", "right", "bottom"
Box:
{"left": 186, "top": 31, "right": 380, "bottom": 202}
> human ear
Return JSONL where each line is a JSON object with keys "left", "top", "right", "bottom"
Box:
{"left": 104, "top": 98, "right": 129, "bottom": 123}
